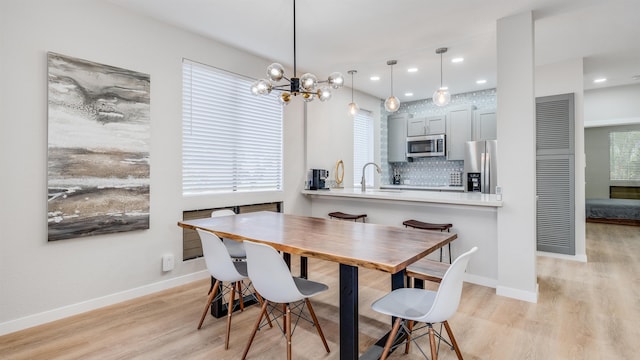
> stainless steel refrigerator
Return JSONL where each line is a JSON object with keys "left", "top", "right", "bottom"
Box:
{"left": 464, "top": 140, "right": 498, "bottom": 194}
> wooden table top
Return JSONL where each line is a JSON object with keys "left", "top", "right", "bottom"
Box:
{"left": 178, "top": 211, "right": 457, "bottom": 274}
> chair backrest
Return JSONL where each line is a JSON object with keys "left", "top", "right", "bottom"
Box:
{"left": 196, "top": 228, "right": 245, "bottom": 283}
{"left": 243, "top": 240, "right": 304, "bottom": 304}
{"left": 211, "top": 209, "right": 236, "bottom": 218}
{"left": 420, "top": 246, "right": 477, "bottom": 324}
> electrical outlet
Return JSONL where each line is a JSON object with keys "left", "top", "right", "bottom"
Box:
{"left": 162, "top": 254, "right": 174, "bottom": 272}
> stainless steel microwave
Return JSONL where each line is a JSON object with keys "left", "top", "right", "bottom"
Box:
{"left": 406, "top": 134, "right": 446, "bottom": 157}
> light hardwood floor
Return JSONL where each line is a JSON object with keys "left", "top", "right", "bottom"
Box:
{"left": 1, "top": 223, "right": 638, "bottom": 359}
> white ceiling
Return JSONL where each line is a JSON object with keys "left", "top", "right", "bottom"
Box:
{"left": 107, "top": 0, "right": 640, "bottom": 102}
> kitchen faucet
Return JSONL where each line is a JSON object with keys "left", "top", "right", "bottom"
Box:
{"left": 361, "top": 162, "right": 382, "bottom": 191}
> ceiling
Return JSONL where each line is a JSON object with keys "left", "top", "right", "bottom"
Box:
{"left": 107, "top": 0, "right": 640, "bottom": 102}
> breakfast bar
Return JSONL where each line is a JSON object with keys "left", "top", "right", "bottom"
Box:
{"left": 303, "top": 188, "right": 502, "bottom": 289}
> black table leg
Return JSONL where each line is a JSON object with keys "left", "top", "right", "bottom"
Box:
{"left": 340, "top": 264, "right": 358, "bottom": 360}
{"left": 300, "top": 256, "right": 308, "bottom": 279}
{"left": 359, "top": 270, "right": 407, "bottom": 360}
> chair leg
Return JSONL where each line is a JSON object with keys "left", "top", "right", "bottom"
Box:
{"left": 225, "top": 282, "right": 236, "bottom": 350}
{"left": 380, "top": 317, "right": 403, "bottom": 360}
{"left": 198, "top": 279, "right": 220, "bottom": 329}
{"left": 241, "top": 300, "right": 268, "bottom": 360}
{"left": 405, "top": 320, "right": 414, "bottom": 354}
{"left": 448, "top": 243, "right": 452, "bottom": 264}
{"left": 305, "top": 298, "right": 330, "bottom": 353}
{"left": 253, "top": 292, "right": 273, "bottom": 328}
{"left": 428, "top": 325, "right": 438, "bottom": 360}
{"left": 440, "top": 247, "right": 443, "bottom": 262}
{"left": 443, "top": 320, "right": 463, "bottom": 360}
{"left": 286, "top": 304, "right": 292, "bottom": 360}
{"left": 237, "top": 281, "right": 245, "bottom": 311}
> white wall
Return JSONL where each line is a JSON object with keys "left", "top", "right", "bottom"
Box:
{"left": 585, "top": 84, "right": 640, "bottom": 127}
{"left": 535, "top": 58, "right": 587, "bottom": 261}
{"left": 495, "top": 11, "right": 538, "bottom": 302}
{"left": 306, "top": 88, "right": 381, "bottom": 188}
{"left": 0, "top": 0, "right": 308, "bottom": 334}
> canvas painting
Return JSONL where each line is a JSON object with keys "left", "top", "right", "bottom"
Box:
{"left": 47, "top": 52, "right": 150, "bottom": 241}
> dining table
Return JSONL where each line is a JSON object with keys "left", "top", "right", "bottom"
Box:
{"left": 178, "top": 211, "right": 457, "bottom": 360}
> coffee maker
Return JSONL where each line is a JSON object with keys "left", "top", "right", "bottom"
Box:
{"left": 308, "top": 169, "right": 329, "bottom": 190}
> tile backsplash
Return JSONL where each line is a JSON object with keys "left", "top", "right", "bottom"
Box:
{"left": 380, "top": 88, "right": 496, "bottom": 186}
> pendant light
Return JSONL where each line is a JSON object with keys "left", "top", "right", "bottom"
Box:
{"left": 250, "top": 0, "right": 344, "bottom": 105}
{"left": 384, "top": 60, "right": 400, "bottom": 112}
{"left": 347, "top": 70, "right": 359, "bottom": 116}
{"left": 433, "top": 47, "right": 451, "bottom": 107}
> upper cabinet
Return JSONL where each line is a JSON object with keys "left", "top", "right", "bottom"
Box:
{"left": 407, "top": 115, "right": 446, "bottom": 137}
{"left": 473, "top": 109, "right": 497, "bottom": 141}
{"left": 446, "top": 105, "right": 476, "bottom": 160}
{"left": 387, "top": 113, "right": 410, "bottom": 162}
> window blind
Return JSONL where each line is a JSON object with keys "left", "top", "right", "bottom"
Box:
{"left": 182, "top": 60, "right": 283, "bottom": 195}
{"left": 610, "top": 130, "right": 640, "bottom": 181}
{"left": 353, "top": 110, "right": 374, "bottom": 187}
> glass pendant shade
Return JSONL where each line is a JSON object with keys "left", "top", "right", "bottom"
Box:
{"left": 328, "top": 72, "right": 345, "bottom": 89}
{"left": 267, "top": 63, "right": 285, "bottom": 81}
{"left": 348, "top": 102, "right": 359, "bottom": 116}
{"left": 300, "top": 73, "right": 318, "bottom": 91}
{"left": 384, "top": 96, "right": 400, "bottom": 112}
{"left": 433, "top": 88, "right": 451, "bottom": 107}
{"left": 318, "top": 87, "right": 332, "bottom": 102}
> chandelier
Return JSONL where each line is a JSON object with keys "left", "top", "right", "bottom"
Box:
{"left": 250, "top": 0, "right": 344, "bottom": 104}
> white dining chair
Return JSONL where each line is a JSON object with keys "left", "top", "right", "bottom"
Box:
{"left": 210, "top": 209, "right": 246, "bottom": 260}
{"left": 241, "top": 240, "right": 330, "bottom": 360}
{"left": 196, "top": 229, "right": 270, "bottom": 351}
{"left": 371, "top": 246, "right": 478, "bottom": 360}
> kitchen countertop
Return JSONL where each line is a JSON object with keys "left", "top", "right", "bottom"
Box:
{"left": 302, "top": 187, "right": 503, "bottom": 207}
{"left": 380, "top": 184, "right": 465, "bottom": 192}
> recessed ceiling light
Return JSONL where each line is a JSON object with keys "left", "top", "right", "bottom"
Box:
{"left": 451, "top": 57, "right": 464, "bottom": 63}
{"left": 370, "top": 76, "right": 380, "bottom": 81}
{"left": 593, "top": 78, "right": 607, "bottom": 83}
{"left": 404, "top": 92, "right": 414, "bottom": 97}
{"left": 407, "top": 68, "right": 418, "bottom": 73}
{"left": 476, "top": 79, "right": 487, "bottom": 84}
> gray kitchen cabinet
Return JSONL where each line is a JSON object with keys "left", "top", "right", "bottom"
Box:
{"left": 407, "top": 116, "right": 446, "bottom": 137}
{"left": 387, "top": 113, "right": 410, "bottom": 162}
{"left": 473, "top": 108, "right": 497, "bottom": 140}
{"left": 446, "top": 105, "right": 475, "bottom": 160}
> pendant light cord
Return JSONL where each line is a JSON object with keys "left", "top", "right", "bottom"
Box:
{"left": 293, "top": 0, "right": 296, "bottom": 77}
{"left": 390, "top": 63, "right": 394, "bottom": 95}
{"left": 440, "top": 51, "right": 443, "bottom": 88}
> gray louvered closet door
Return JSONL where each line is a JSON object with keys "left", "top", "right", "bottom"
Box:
{"left": 536, "top": 93, "right": 575, "bottom": 255}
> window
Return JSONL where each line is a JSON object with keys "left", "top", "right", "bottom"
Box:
{"left": 610, "top": 130, "right": 640, "bottom": 181}
{"left": 182, "top": 60, "right": 283, "bottom": 195}
{"left": 353, "top": 110, "right": 374, "bottom": 187}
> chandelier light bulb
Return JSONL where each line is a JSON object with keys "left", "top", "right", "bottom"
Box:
{"left": 328, "top": 72, "right": 345, "bottom": 89}
{"left": 280, "top": 92, "right": 291, "bottom": 105}
{"left": 267, "top": 63, "right": 285, "bottom": 81}
{"left": 302, "top": 92, "right": 315, "bottom": 102}
{"left": 300, "top": 73, "right": 318, "bottom": 91}
{"left": 318, "top": 87, "right": 332, "bottom": 102}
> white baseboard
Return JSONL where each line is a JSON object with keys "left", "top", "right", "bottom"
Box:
{"left": 0, "top": 270, "right": 210, "bottom": 336}
{"left": 464, "top": 273, "right": 497, "bottom": 288}
{"left": 496, "top": 283, "right": 539, "bottom": 303}
{"left": 537, "top": 251, "right": 588, "bottom": 262}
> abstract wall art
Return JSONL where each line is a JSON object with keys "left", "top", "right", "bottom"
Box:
{"left": 47, "top": 52, "right": 151, "bottom": 241}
